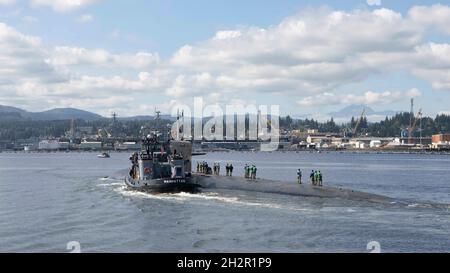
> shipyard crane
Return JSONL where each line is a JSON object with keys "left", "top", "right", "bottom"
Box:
{"left": 352, "top": 108, "right": 366, "bottom": 136}
{"left": 408, "top": 108, "right": 422, "bottom": 144}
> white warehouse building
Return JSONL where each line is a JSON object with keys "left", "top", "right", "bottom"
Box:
{"left": 38, "top": 140, "right": 60, "bottom": 150}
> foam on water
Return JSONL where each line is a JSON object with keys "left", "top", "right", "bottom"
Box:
{"left": 97, "top": 182, "right": 124, "bottom": 187}
{"left": 106, "top": 180, "right": 313, "bottom": 212}
{"left": 98, "top": 176, "right": 449, "bottom": 213}
{"left": 407, "top": 203, "right": 433, "bottom": 208}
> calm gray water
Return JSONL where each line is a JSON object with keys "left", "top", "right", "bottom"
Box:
{"left": 0, "top": 151, "right": 449, "bottom": 253}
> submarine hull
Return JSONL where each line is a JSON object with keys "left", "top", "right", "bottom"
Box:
{"left": 193, "top": 173, "right": 400, "bottom": 204}
{"left": 125, "top": 175, "right": 201, "bottom": 193}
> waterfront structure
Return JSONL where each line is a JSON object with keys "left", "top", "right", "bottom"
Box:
{"left": 38, "top": 139, "right": 60, "bottom": 150}
{"left": 79, "top": 140, "right": 102, "bottom": 150}
{"left": 115, "top": 141, "right": 141, "bottom": 151}
{"left": 348, "top": 137, "right": 393, "bottom": 149}
{"left": 432, "top": 134, "right": 450, "bottom": 143}
{"left": 306, "top": 133, "right": 340, "bottom": 147}
{"left": 370, "top": 140, "right": 382, "bottom": 148}
{"left": 58, "top": 142, "right": 70, "bottom": 150}
{"left": 431, "top": 134, "right": 450, "bottom": 149}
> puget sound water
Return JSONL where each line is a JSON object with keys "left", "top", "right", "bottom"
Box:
{"left": 0, "top": 151, "right": 449, "bottom": 252}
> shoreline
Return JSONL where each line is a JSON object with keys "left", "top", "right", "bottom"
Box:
{"left": 1, "top": 149, "right": 450, "bottom": 155}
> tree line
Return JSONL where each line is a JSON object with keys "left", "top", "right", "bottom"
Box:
{"left": 280, "top": 112, "right": 450, "bottom": 137}
{"left": 1, "top": 112, "right": 450, "bottom": 141}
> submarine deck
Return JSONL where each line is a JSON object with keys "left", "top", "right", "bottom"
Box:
{"left": 194, "top": 173, "right": 398, "bottom": 204}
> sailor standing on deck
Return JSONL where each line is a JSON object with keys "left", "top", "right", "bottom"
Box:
{"left": 297, "top": 169, "right": 302, "bottom": 184}
{"left": 318, "top": 171, "right": 323, "bottom": 187}
{"left": 244, "top": 164, "right": 249, "bottom": 178}
{"left": 129, "top": 152, "right": 139, "bottom": 178}
{"left": 251, "top": 165, "right": 257, "bottom": 179}
{"left": 229, "top": 164, "right": 234, "bottom": 176}
{"left": 225, "top": 164, "right": 230, "bottom": 176}
{"left": 217, "top": 163, "right": 220, "bottom": 175}
{"left": 314, "top": 171, "right": 319, "bottom": 186}
{"left": 310, "top": 170, "right": 315, "bottom": 185}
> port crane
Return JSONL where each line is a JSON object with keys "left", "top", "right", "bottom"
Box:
{"left": 408, "top": 108, "right": 423, "bottom": 144}
{"left": 352, "top": 107, "right": 366, "bottom": 137}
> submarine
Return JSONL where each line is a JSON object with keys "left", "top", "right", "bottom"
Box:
{"left": 193, "top": 174, "right": 399, "bottom": 204}
{"left": 123, "top": 112, "right": 405, "bottom": 205}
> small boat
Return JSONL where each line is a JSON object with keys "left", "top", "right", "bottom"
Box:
{"left": 97, "top": 152, "right": 110, "bottom": 158}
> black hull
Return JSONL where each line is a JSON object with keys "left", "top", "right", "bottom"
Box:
{"left": 125, "top": 175, "right": 201, "bottom": 194}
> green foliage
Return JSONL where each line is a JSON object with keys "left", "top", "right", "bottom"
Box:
{"left": 281, "top": 112, "right": 450, "bottom": 137}
{"left": 0, "top": 118, "right": 171, "bottom": 141}
{"left": 1, "top": 113, "right": 450, "bottom": 141}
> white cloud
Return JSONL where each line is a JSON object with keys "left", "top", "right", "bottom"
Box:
{"left": 168, "top": 7, "right": 423, "bottom": 98}
{"left": 213, "top": 30, "right": 242, "bottom": 40}
{"left": 0, "top": 0, "right": 16, "bottom": 5}
{"left": 76, "top": 13, "right": 93, "bottom": 23}
{"left": 410, "top": 43, "right": 450, "bottom": 90}
{"left": 165, "top": 4, "right": 450, "bottom": 101}
{"left": 49, "top": 46, "right": 159, "bottom": 69}
{"left": 405, "top": 88, "right": 422, "bottom": 98}
{"left": 2, "top": 4, "right": 450, "bottom": 115}
{"left": 56, "top": 73, "right": 162, "bottom": 93}
{"left": 297, "top": 89, "right": 422, "bottom": 107}
{"left": 367, "top": 0, "right": 381, "bottom": 6}
{"left": 0, "top": 22, "right": 163, "bottom": 114}
{"left": 30, "top": 0, "right": 101, "bottom": 12}
{"left": 0, "top": 22, "right": 63, "bottom": 87}
{"left": 46, "top": 96, "right": 134, "bottom": 109}
{"left": 408, "top": 4, "right": 450, "bottom": 35}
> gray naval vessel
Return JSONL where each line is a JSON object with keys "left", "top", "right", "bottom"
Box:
{"left": 125, "top": 113, "right": 200, "bottom": 193}
{"left": 123, "top": 113, "right": 427, "bottom": 207}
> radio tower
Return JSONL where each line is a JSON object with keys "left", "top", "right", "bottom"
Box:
{"left": 409, "top": 98, "right": 414, "bottom": 143}
{"left": 112, "top": 112, "right": 118, "bottom": 124}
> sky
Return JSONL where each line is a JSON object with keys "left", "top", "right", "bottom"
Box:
{"left": 1, "top": 0, "right": 450, "bottom": 121}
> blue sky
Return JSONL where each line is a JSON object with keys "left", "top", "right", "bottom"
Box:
{"left": 1, "top": 0, "right": 450, "bottom": 120}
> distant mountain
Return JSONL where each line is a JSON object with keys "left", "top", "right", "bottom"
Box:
{"left": 0, "top": 105, "right": 180, "bottom": 121}
{"left": 328, "top": 105, "right": 397, "bottom": 120}
{"left": 0, "top": 104, "right": 398, "bottom": 123}
{"left": 32, "top": 108, "right": 103, "bottom": 121}
{"left": 0, "top": 105, "right": 103, "bottom": 121}
{"left": 0, "top": 105, "right": 27, "bottom": 115}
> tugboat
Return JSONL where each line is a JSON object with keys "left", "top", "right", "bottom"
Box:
{"left": 124, "top": 112, "right": 200, "bottom": 193}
